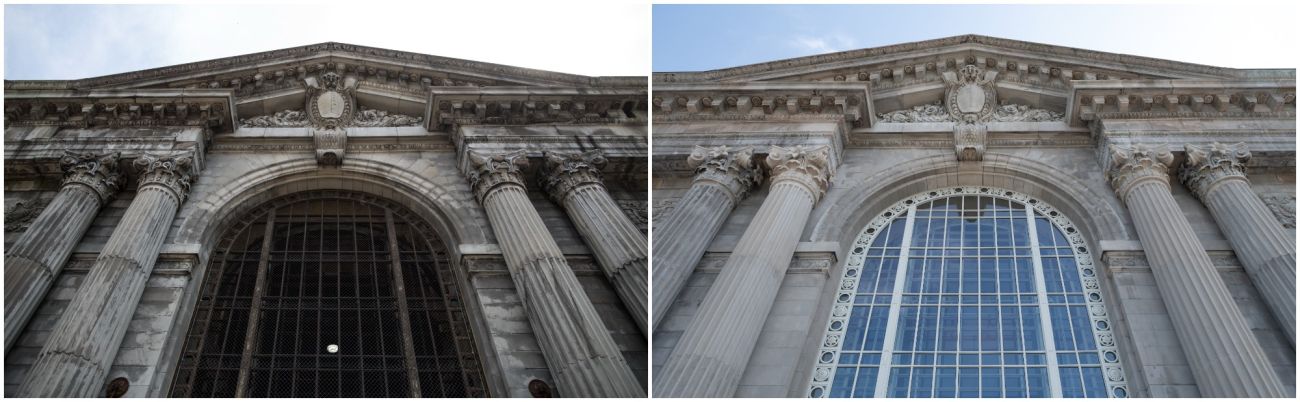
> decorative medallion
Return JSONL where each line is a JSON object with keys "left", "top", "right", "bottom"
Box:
{"left": 943, "top": 64, "right": 999, "bottom": 122}
{"left": 305, "top": 71, "right": 358, "bottom": 127}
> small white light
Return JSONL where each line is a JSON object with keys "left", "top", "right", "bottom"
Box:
{"left": 326, "top": 344, "right": 339, "bottom": 353}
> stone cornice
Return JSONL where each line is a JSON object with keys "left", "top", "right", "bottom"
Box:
{"left": 465, "top": 149, "right": 530, "bottom": 203}
{"left": 652, "top": 82, "right": 873, "bottom": 127}
{"left": 766, "top": 145, "right": 832, "bottom": 202}
{"left": 1106, "top": 143, "right": 1174, "bottom": 201}
{"left": 4, "top": 42, "right": 642, "bottom": 91}
{"left": 3, "top": 89, "right": 236, "bottom": 133}
{"left": 60, "top": 151, "right": 123, "bottom": 204}
{"left": 1179, "top": 142, "right": 1251, "bottom": 201}
{"left": 135, "top": 151, "right": 198, "bottom": 204}
{"left": 427, "top": 86, "right": 647, "bottom": 131}
{"left": 652, "top": 35, "right": 1276, "bottom": 84}
{"left": 686, "top": 145, "right": 763, "bottom": 204}
{"left": 538, "top": 150, "right": 607, "bottom": 202}
{"left": 1069, "top": 79, "right": 1296, "bottom": 126}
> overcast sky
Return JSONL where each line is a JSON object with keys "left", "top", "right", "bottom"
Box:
{"left": 654, "top": 3, "right": 1300, "bottom": 71}
{"left": 3, "top": 3, "right": 650, "bottom": 80}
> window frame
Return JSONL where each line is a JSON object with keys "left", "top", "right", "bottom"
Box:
{"left": 807, "top": 187, "right": 1128, "bottom": 398}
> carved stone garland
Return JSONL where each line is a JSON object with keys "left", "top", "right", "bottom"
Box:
{"left": 807, "top": 187, "right": 1128, "bottom": 399}
{"left": 874, "top": 64, "right": 1064, "bottom": 161}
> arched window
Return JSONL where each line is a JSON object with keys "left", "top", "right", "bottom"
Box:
{"left": 808, "top": 187, "right": 1127, "bottom": 398}
{"left": 170, "top": 191, "right": 488, "bottom": 397}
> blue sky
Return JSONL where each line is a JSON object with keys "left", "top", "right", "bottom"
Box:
{"left": 3, "top": 3, "right": 649, "bottom": 80}
{"left": 653, "top": 4, "right": 1299, "bottom": 71}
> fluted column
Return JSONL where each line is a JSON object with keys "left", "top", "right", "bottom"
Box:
{"left": 651, "top": 146, "right": 760, "bottom": 330}
{"left": 655, "top": 145, "right": 831, "bottom": 397}
{"left": 539, "top": 150, "right": 650, "bottom": 335}
{"left": 1179, "top": 142, "right": 1295, "bottom": 345}
{"left": 1107, "top": 144, "right": 1286, "bottom": 397}
{"left": 17, "top": 152, "right": 196, "bottom": 398}
{"left": 5, "top": 151, "right": 122, "bottom": 353}
{"left": 465, "top": 150, "right": 644, "bottom": 397}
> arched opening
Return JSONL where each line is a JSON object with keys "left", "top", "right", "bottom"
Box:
{"left": 168, "top": 191, "right": 488, "bottom": 397}
{"left": 807, "top": 187, "right": 1127, "bottom": 398}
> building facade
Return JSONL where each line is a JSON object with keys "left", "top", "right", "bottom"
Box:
{"left": 4, "top": 43, "right": 649, "bottom": 398}
{"left": 650, "top": 35, "right": 1295, "bottom": 398}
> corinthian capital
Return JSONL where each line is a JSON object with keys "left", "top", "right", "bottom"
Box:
{"left": 1179, "top": 142, "right": 1251, "bottom": 200}
{"left": 1106, "top": 143, "right": 1174, "bottom": 200}
{"left": 134, "top": 151, "right": 197, "bottom": 203}
{"left": 60, "top": 151, "right": 123, "bottom": 203}
{"left": 466, "top": 149, "right": 529, "bottom": 202}
{"left": 765, "top": 145, "right": 831, "bottom": 201}
{"left": 539, "top": 150, "right": 607, "bottom": 202}
{"left": 686, "top": 145, "right": 762, "bottom": 204}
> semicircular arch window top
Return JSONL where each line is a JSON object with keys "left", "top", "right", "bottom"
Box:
{"left": 169, "top": 191, "right": 487, "bottom": 397}
{"left": 808, "top": 187, "right": 1127, "bottom": 398}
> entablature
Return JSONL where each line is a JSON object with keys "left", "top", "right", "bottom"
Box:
{"left": 3, "top": 89, "right": 235, "bottom": 133}
{"left": 427, "top": 86, "right": 647, "bottom": 132}
{"left": 652, "top": 82, "right": 872, "bottom": 128}
{"left": 1069, "top": 79, "right": 1296, "bottom": 126}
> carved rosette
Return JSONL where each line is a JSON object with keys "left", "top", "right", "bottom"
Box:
{"left": 954, "top": 123, "right": 988, "bottom": 161}
{"left": 686, "top": 145, "right": 763, "bottom": 204}
{"left": 539, "top": 150, "right": 607, "bottom": 202}
{"left": 1179, "top": 142, "right": 1251, "bottom": 200}
{"left": 134, "top": 151, "right": 197, "bottom": 203}
{"left": 1106, "top": 143, "right": 1174, "bottom": 201}
{"left": 466, "top": 150, "right": 530, "bottom": 203}
{"left": 765, "top": 145, "right": 831, "bottom": 202}
{"left": 60, "top": 150, "right": 123, "bottom": 203}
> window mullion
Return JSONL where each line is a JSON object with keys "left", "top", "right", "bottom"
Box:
{"left": 872, "top": 203, "right": 918, "bottom": 397}
{"left": 386, "top": 211, "right": 424, "bottom": 396}
{"left": 234, "top": 208, "right": 277, "bottom": 397}
{"left": 1025, "top": 204, "right": 1063, "bottom": 397}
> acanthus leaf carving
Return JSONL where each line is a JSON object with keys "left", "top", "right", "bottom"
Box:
{"left": 1179, "top": 142, "right": 1250, "bottom": 200}
{"left": 134, "top": 151, "right": 197, "bottom": 203}
{"left": 1259, "top": 193, "right": 1297, "bottom": 229}
{"left": 538, "top": 150, "right": 607, "bottom": 202}
{"left": 686, "top": 145, "right": 762, "bottom": 204}
{"left": 465, "top": 149, "right": 529, "bottom": 202}
{"left": 60, "top": 150, "right": 123, "bottom": 203}
{"left": 1106, "top": 143, "right": 1174, "bottom": 201}
{"left": 352, "top": 106, "right": 423, "bottom": 127}
{"left": 765, "top": 145, "right": 831, "bottom": 201}
{"left": 239, "top": 109, "right": 308, "bottom": 127}
{"left": 4, "top": 199, "right": 49, "bottom": 232}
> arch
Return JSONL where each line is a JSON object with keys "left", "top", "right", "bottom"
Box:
{"left": 808, "top": 153, "right": 1132, "bottom": 257}
{"left": 175, "top": 156, "right": 491, "bottom": 262}
{"left": 806, "top": 187, "right": 1129, "bottom": 398}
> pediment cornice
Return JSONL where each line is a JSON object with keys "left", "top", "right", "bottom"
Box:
{"left": 3, "top": 89, "right": 236, "bottom": 133}
{"left": 652, "top": 82, "right": 872, "bottom": 127}
{"left": 4, "top": 42, "right": 642, "bottom": 94}
{"left": 653, "top": 35, "right": 1292, "bottom": 86}
{"left": 1070, "top": 79, "right": 1296, "bottom": 126}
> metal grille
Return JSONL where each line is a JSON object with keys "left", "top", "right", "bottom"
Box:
{"left": 170, "top": 191, "right": 488, "bottom": 397}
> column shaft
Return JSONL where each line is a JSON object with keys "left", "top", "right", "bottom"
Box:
{"left": 5, "top": 152, "right": 120, "bottom": 353}
{"left": 1201, "top": 180, "right": 1296, "bottom": 343}
{"left": 650, "top": 182, "right": 736, "bottom": 328}
{"left": 655, "top": 145, "right": 829, "bottom": 397}
{"left": 16, "top": 152, "right": 192, "bottom": 398}
{"left": 468, "top": 150, "right": 643, "bottom": 397}
{"left": 561, "top": 184, "right": 649, "bottom": 333}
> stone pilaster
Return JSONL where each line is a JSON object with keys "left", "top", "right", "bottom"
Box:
{"left": 1179, "top": 142, "right": 1296, "bottom": 345}
{"left": 466, "top": 150, "right": 644, "bottom": 397}
{"left": 16, "top": 151, "right": 195, "bottom": 398}
{"left": 655, "top": 145, "right": 830, "bottom": 397}
{"left": 1107, "top": 144, "right": 1286, "bottom": 397}
{"left": 650, "top": 145, "right": 761, "bottom": 330}
{"left": 539, "top": 150, "right": 650, "bottom": 335}
{"left": 4, "top": 151, "right": 122, "bottom": 353}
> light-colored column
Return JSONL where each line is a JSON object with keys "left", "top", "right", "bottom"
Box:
{"left": 651, "top": 145, "right": 760, "bottom": 330}
{"left": 1180, "top": 142, "right": 1296, "bottom": 346}
{"left": 16, "top": 152, "right": 196, "bottom": 398}
{"left": 465, "top": 150, "right": 644, "bottom": 398}
{"left": 539, "top": 150, "right": 650, "bottom": 335}
{"left": 1107, "top": 144, "right": 1286, "bottom": 397}
{"left": 5, "top": 151, "right": 122, "bottom": 353}
{"left": 655, "top": 145, "right": 831, "bottom": 398}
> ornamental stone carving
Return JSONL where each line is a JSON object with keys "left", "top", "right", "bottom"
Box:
{"left": 314, "top": 127, "right": 347, "bottom": 166}
{"left": 954, "top": 123, "right": 987, "bottom": 161}
{"left": 876, "top": 102, "right": 1064, "bottom": 123}
{"left": 1259, "top": 193, "right": 1297, "bottom": 229}
{"left": 943, "top": 64, "right": 999, "bottom": 122}
{"left": 239, "top": 109, "right": 308, "bottom": 127}
{"left": 4, "top": 199, "right": 48, "bottom": 232}
{"left": 1179, "top": 142, "right": 1250, "bottom": 200}
{"left": 134, "top": 151, "right": 197, "bottom": 203}
{"left": 60, "top": 150, "right": 123, "bottom": 203}
{"left": 466, "top": 150, "right": 529, "bottom": 202}
{"left": 1106, "top": 143, "right": 1174, "bottom": 200}
{"left": 685, "top": 145, "right": 762, "bottom": 204}
{"left": 305, "top": 71, "right": 358, "bottom": 127}
{"left": 539, "top": 150, "right": 607, "bottom": 201}
{"left": 765, "top": 145, "right": 831, "bottom": 201}
{"left": 990, "top": 104, "right": 1064, "bottom": 122}
{"left": 352, "top": 106, "right": 423, "bottom": 127}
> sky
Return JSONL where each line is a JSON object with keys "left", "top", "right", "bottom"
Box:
{"left": 653, "top": 3, "right": 1300, "bottom": 72}
{"left": 3, "top": 2, "right": 650, "bottom": 80}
